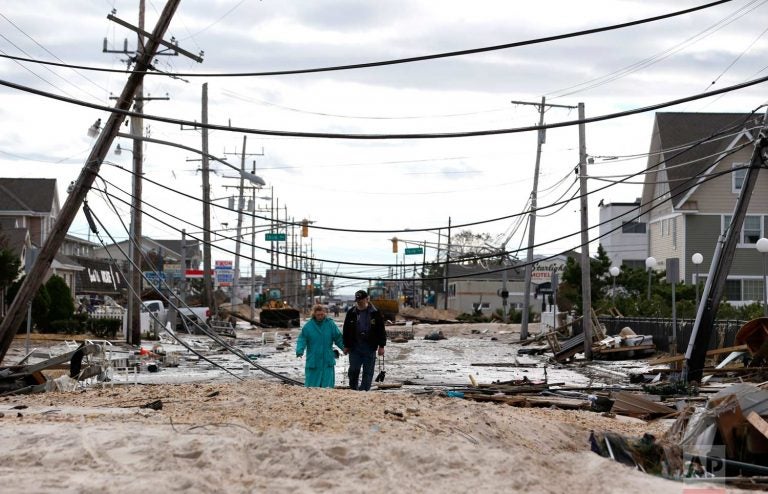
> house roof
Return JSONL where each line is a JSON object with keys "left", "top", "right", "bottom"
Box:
{"left": 448, "top": 264, "right": 525, "bottom": 282}
{"left": 0, "top": 178, "right": 57, "bottom": 214}
{"left": 154, "top": 239, "right": 201, "bottom": 257}
{"left": 654, "top": 112, "right": 760, "bottom": 198}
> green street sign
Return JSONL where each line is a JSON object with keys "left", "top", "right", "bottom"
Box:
{"left": 405, "top": 247, "right": 424, "bottom": 255}
{"left": 265, "top": 233, "right": 287, "bottom": 241}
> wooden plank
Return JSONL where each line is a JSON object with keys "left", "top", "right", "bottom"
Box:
{"left": 648, "top": 365, "right": 768, "bottom": 375}
{"left": 746, "top": 411, "right": 768, "bottom": 439}
{"left": 593, "top": 344, "right": 655, "bottom": 354}
{"left": 647, "top": 354, "right": 685, "bottom": 365}
{"left": 524, "top": 396, "right": 590, "bottom": 409}
{"left": 709, "top": 344, "right": 749, "bottom": 355}
{"left": 647, "top": 345, "right": 749, "bottom": 366}
{"left": 463, "top": 393, "right": 527, "bottom": 405}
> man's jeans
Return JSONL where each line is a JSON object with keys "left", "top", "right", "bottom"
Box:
{"left": 348, "top": 343, "right": 377, "bottom": 391}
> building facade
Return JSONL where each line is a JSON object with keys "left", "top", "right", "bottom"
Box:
{"left": 640, "top": 112, "right": 768, "bottom": 305}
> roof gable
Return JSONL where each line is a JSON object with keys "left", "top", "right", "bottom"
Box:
{"left": 644, "top": 112, "right": 762, "bottom": 211}
{"left": 0, "top": 178, "right": 58, "bottom": 213}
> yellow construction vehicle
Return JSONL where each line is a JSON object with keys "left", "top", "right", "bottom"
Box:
{"left": 259, "top": 288, "right": 301, "bottom": 328}
{"left": 368, "top": 285, "right": 399, "bottom": 322}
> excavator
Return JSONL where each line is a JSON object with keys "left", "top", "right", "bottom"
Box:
{"left": 259, "top": 288, "right": 301, "bottom": 328}
{"left": 367, "top": 285, "right": 399, "bottom": 322}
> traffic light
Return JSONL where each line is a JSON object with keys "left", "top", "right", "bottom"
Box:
{"left": 301, "top": 219, "right": 309, "bottom": 237}
{"left": 391, "top": 237, "right": 398, "bottom": 253}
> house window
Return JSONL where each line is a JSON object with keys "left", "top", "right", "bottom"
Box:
{"left": 623, "top": 260, "right": 645, "bottom": 270}
{"left": 724, "top": 279, "right": 741, "bottom": 301}
{"left": 723, "top": 215, "right": 763, "bottom": 244}
{"left": 732, "top": 163, "right": 747, "bottom": 192}
{"left": 743, "top": 279, "right": 764, "bottom": 302}
{"left": 744, "top": 216, "right": 761, "bottom": 244}
{"left": 621, "top": 221, "right": 646, "bottom": 234}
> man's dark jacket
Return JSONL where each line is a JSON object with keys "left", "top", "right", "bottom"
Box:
{"left": 343, "top": 304, "right": 387, "bottom": 350}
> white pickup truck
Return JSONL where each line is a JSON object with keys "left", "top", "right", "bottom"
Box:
{"left": 141, "top": 300, "right": 210, "bottom": 332}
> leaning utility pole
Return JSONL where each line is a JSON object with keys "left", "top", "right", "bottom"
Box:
{"left": 0, "top": 0, "right": 182, "bottom": 364}
{"left": 686, "top": 111, "right": 768, "bottom": 383}
{"left": 512, "top": 98, "right": 578, "bottom": 340}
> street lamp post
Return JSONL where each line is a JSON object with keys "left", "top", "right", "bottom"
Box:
{"left": 609, "top": 266, "right": 620, "bottom": 303}
{"left": 757, "top": 238, "right": 768, "bottom": 317}
{"left": 645, "top": 256, "right": 656, "bottom": 300}
{"left": 691, "top": 252, "right": 703, "bottom": 308}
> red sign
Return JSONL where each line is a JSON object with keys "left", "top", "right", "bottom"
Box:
{"left": 185, "top": 269, "right": 214, "bottom": 279}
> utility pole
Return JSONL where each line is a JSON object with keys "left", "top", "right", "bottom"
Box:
{"left": 223, "top": 138, "right": 263, "bottom": 306}
{"left": 201, "top": 83, "right": 214, "bottom": 313}
{"left": 129, "top": 1, "right": 146, "bottom": 347}
{"left": 577, "top": 102, "right": 592, "bottom": 360}
{"left": 0, "top": 0, "right": 182, "bottom": 364}
{"left": 512, "top": 97, "right": 578, "bottom": 341}
{"left": 686, "top": 110, "right": 768, "bottom": 383}
{"left": 232, "top": 136, "right": 247, "bottom": 305}
{"left": 444, "top": 217, "right": 451, "bottom": 310}
{"left": 105, "top": 0, "right": 200, "bottom": 345}
{"left": 180, "top": 229, "right": 187, "bottom": 305}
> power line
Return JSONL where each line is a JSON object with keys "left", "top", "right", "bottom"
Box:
{"left": 1, "top": 71, "right": 766, "bottom": 140}
{"left": 0, "top": 0, "right": 734, "bottom": 78}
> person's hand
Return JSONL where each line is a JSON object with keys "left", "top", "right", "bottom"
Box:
{"left": 343, "top": 347, "right": 349, "bottom": 355}
{"left": 377, "top": 347, "right": 385, "bottom": 356}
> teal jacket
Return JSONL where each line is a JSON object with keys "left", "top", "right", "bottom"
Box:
{"left": 296, "top": 316, "right": 345, "bottom": 388}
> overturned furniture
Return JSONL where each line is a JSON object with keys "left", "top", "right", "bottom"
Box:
{"left": 548, "top": 319, "right": 655, "bottom": 363}
{"left": 0, "top": 342, "right": 114, "bottom": 395}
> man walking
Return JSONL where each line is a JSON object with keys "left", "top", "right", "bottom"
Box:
{"left": 342, "top": 290, "right": 386, "bottom": 391}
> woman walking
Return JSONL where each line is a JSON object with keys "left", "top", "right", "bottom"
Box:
{"left": 296, "top": 304, "right": 346, "bottom": 388}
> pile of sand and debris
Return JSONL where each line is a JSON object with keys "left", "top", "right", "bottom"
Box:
{"left": 399, "top": 306, "right": 460, "bottom": 321}
{"left": 0, "top": 379, "right": 700, "bottom": 494}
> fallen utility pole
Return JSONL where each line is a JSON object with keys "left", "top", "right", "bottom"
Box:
{"left": 0, "top": 0, "right": 182, "bottom": 365}
{"left": 685, "top": 110, "right": 768, "bottom": 383}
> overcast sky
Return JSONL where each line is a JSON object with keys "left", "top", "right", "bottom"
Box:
{"left": 1, "top": 0, "right": 767, "bottom": 295}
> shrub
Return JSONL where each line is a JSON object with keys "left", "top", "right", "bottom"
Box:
{"left": 46, "top": 275, "right": 75, "bottom": 322}
{"left": 49, "top": 319, "right": 82, "bottom": 334}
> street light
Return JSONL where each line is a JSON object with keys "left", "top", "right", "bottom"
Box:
{"left": 692, "top": 252, "right": 703, "bottom": 308}
{"left": 757, "top": 238, "right": 768, "bottom": 317}
{"left": 87, "top": 119, "right": 101, "bottom": 138}
{"left": 645, "top": 256, "right": 656, "bottom": 300}
{"left": 609, "top": 266, "right": 620, "bottom": 302}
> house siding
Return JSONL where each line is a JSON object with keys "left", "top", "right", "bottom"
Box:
{"left": 684, "top": 215, "right": 720, "bottom": 283}
{"left": 649, "top": 214, "right": 681, "bottom": 278}
{"left": 692, "top": 143, "right": 768, "bottom": 214}
{"left": 598, "top": 201, "right": 647, "bottom": 267}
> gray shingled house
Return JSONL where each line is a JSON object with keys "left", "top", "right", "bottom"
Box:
{"left": 640, "top": 112, "right": 768, "bottom": 305}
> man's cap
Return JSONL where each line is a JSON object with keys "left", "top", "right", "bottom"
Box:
{"left": 354, "top": 290, "right": 369, "bottom": 300}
